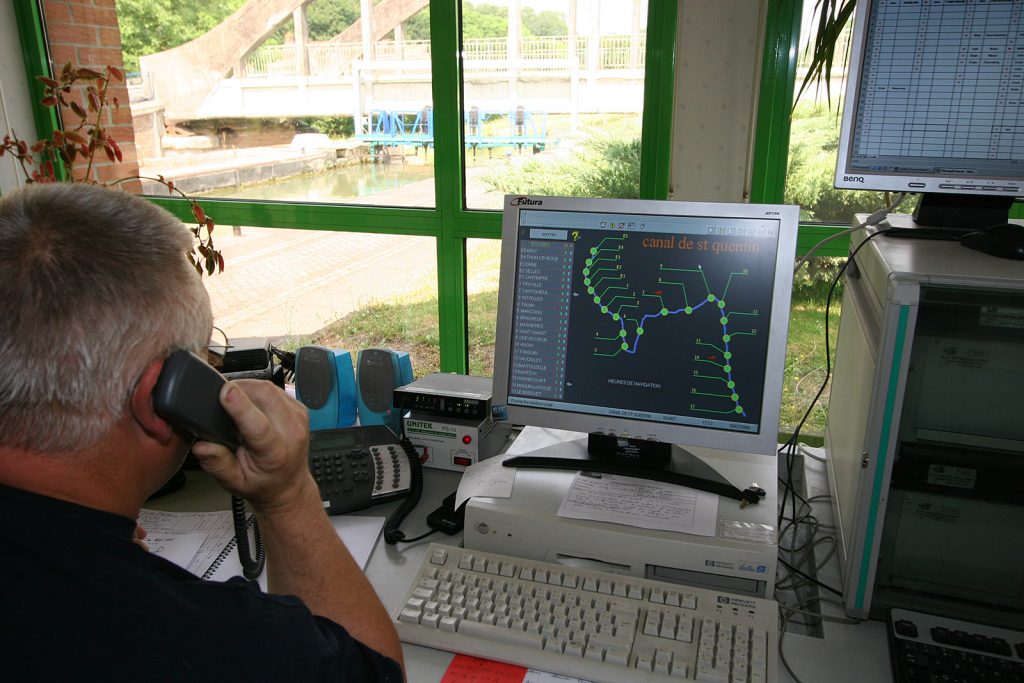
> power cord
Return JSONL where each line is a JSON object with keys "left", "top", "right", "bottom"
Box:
{"left": 270, "top": 345, "right": 296, "bottom": 383}
{"left": 793, "top": 192, "right": 907, "bottom": 275}
{"left": 774, "top": 227, "right": 894, "bottom": 672}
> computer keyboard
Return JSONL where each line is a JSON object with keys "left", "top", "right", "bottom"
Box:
{"left": 888, "top": 608, "right": 1024, "bottom": 683}
{"left": 394, "top": 543, "right": 778, "bottom": 682}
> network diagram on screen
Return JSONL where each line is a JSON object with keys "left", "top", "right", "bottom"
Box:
{"left": 505, "top": 210, "right": 782, "bottom": 438}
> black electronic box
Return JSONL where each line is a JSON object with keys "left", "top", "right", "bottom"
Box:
{"left": 393, "top": 373, "right": 492, "bottom": 421}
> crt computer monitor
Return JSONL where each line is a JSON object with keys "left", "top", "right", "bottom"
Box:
{"left": 834, "top": 0, "right": 1024, "bottom": 231}
{"left": 491, "top": 195, "right": 799, "bottom": 503}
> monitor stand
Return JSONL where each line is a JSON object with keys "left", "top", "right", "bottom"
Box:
{"left": 502, "top": 432, "right": 766, "bottom": 505}
{"left": 882, "top": 194, "right": 1014, "bottom": 238}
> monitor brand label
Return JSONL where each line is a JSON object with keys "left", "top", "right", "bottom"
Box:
{"left": 843, "top": 175, "right": 865, "bottom": 183}
{"left": 510, "top": 196, "right": 543, "bottom": 206}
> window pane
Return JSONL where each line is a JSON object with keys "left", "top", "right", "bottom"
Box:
{"left": 206, "top": 227, "right": 437, "bottom": 357}
{"left": 461, "top": 0, "right": 647, "bottom": 209}
{"left": 781, "top": 255, "right": 843, "bottom": 440}
{"left": 786, "top": 0, "right": 886, "bottom": 223}
{"left": 119, "top": 0, "right": 435, "bottom": 207}
{"left": 466, "top": 237, "right": 501, "bottom": 376}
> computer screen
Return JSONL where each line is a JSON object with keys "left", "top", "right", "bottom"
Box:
{"left": 491, "top": 196, "right": 799, "bottom": 482}
{"left": 834, "top": 0, "right": 1024, "bottom": 228}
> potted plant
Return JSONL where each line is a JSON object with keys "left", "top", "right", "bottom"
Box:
{"left": 1, "top": 62, "right": 223, "bottom": 276}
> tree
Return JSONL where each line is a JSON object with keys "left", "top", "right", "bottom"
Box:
{"left": 482, "top": 135, "right": 641, "bottom": 199}
{"left": 307, "top": 0, "right": 360, "bottom": 41}
{"left": 522, "top": 8, "right": 567, "bottom": 37}
{"left": 462, "top": 3, "right": 507, "bottom": 38}
{"left": 116, "top": 0, "right": 247, "bottom": 72}
{"left": 403, "top": 7, "right": 430, "bottom": 41}
{"left": 784, "top": 102, "right": 885, "bottom": 222}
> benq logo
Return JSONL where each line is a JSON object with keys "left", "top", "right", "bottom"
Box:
{"left": 843, "top": 175, "right": 866, "bottom": 183}
{"left": 510, "top": 196, "right": 543, "bottom": 206}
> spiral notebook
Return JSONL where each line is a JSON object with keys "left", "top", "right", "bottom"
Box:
{"left": 138, "top": 508, "right": 385, "bottom": 587}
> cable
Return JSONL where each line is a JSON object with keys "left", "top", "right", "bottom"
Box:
{"left": 382, "top": 434, "right": 425, "bottom": 545}
{"left": 391, "top": 528, "right": 438, "bottom": 544}
{"left": 777, "top": 595, "right": 864, "bottom": 683}
{"left": 774, "top": 227, "right": 896, "bottom": 654}
{"left": 796, "top": 442, "right": 828, "bottom": 463}
{"left": 777, "top": 557, "right": 842, "bottom": 597}
{"left": 270, "top": 346, "right": 297, "bottom": 383}
{"left": 777, "top": 226, "right": 893, "bottom": 530}
{"left": 793, "top": 192, "right": 907, "bottom": 275}
{"left": 231, "top": 495, "right": 265, "bottom": 581}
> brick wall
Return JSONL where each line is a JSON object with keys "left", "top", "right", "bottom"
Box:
{"left": 41, "top": 0, "right": 141, "bottom": 189}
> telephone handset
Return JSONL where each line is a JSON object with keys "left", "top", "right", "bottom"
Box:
{"left": 308, "top": 425, "right": 423, "bottom": 544}
{"left": 153, "top": 350, "right": 265, "bottom": 580}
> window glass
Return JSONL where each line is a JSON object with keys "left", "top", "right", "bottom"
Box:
{"left": 461, "top": 0, "right": 647, "bottom": 209}
{"left": 465, "top": 237, "right": 501, "bottom": 376}
{"left": 786, "top": 0, "right": 887, "bottom": 224}
{"left": 781, "top": 255, "right": 844, "bottom": 440}
{"left": 205, "top": 226, "right": 438, "bottom": 357}
{"left": 120, "top": 0, "right": 435, "bottom": 207}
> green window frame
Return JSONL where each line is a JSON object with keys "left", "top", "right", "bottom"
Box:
{"left": 17, "top": 0, "right": 834, "bottom": 371}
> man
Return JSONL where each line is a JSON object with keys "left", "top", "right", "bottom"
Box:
{"left": 0, "top": 183, "right": 404, "bottom": 681}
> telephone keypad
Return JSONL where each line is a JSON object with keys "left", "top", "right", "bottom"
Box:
{"left": 308, "top": 426, "right": 414, "bottom": 515}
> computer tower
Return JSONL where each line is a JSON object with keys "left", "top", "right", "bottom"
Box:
{"left": 825, "top": 217, "right": 1024, "bottom": 629}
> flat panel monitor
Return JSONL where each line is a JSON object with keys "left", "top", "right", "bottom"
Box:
{"left": 491, "top": 195, "right": 799, "bottom": 503}
{"left": 834, "top": 0, "right": 1024, "bottom": 230}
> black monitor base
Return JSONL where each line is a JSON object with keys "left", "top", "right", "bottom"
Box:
{"left": 502, "top": 433, "right": 766, "bottom": 505}
{"left": 909, "top": 193, "right": 1014, "bottom": 233}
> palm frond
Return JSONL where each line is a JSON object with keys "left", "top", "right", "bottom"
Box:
{"left": 795, "top": 0, "right": 857, "bottom": 109}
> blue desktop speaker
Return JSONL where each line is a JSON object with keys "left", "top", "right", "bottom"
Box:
{"left": 294, "top": 346, "right": 357, "bottom": 431}
{"left": 356, "top": 348, "right": 413, "bottom": 432}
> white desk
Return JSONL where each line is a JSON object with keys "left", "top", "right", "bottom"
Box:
{"left": 154, "top": 466, "right": 892, "bottom": 682}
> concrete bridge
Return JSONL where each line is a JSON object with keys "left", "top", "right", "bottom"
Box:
{"left": 130, "top": 0, "right": 645, "bottom": 140}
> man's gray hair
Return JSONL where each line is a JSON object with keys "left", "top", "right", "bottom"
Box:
{"left": 0, "top": 183, "right": 213, "bottom": 451}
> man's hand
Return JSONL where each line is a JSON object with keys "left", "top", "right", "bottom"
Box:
{"left": 190, "top": 380, "right": 404, "bottom": 669}
{"left": 190, "top": 380, "right": 314, "bottom": 513}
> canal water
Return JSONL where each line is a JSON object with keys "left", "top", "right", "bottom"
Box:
{"left": 200, "top": 161, "right": 435, "bottom": 204}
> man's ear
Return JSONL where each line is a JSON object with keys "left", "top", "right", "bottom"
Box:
{"left": 129, "top": 358, "right": 175, "bottom": 443}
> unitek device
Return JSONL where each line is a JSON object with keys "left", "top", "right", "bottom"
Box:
{"left": 402, "top": 411, "right": 507, "bottom": 471}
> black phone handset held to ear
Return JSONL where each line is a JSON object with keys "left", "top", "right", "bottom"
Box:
{"left": 153, "top": 350, "right": 266, "bottom": 581}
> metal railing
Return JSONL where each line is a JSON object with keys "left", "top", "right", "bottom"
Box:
{"left": 241, "top": 34, "right": 645, "bottom": 78}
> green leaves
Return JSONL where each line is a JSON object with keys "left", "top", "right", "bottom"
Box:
{"left": 795, "top": 0, "right": 858, "bottom": 109}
